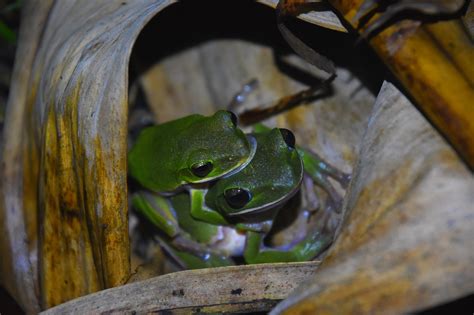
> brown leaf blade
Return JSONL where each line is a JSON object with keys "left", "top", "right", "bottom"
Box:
{"left": 258, "top": 0, "right": 347, "bottom": 32}
{"left": 330, "top": 0, "right": 474, "bottom": 170}
{"left": 355, "top": 0, "right": 466, "bottom": 37}
{"left": 40, "top": 262, "right": 319, "bottom": 314}
{"left": 2, "top": 0, "right": 176, "bottom": 311}
{"left": 272, "top": 82, "right": 474, "bottom": 314}
{"left": 0, "top": 1, "right": 55, "bottom": 313}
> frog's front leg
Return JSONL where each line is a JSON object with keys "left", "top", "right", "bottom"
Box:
{"left": 302, "top": 148, "right": 351, "bottom": 188}
{"left": 298, "top": 147, "right": 351, "bottom": 211}
{"left": 189, "top": 188, "right": 228, "bottom": 225}
{"left": 132, "top": 191, "right": 231, "bottom": 268}
{"left": 132, "top": 191, "right": 179, "bottom": 238}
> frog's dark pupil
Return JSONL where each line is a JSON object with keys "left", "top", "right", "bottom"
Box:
{"left": 227, "top": 111, "right": 238, "bottom": 127}
{"left": 224, "top": 188, "right": 252, "bottom": 209}
{"left": 191, "top": 161, "right": 213, "bottom": 177}
{"left": 279, "top": 128, "right": 295, "bottom": 149}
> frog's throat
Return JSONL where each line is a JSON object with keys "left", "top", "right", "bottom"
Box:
{"left": 226, "top": 157, "right": 304, "bottom": 217}
{"left": 220, "top": 134, "right": 257, "bottom": 180}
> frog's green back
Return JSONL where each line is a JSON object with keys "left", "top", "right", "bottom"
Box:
{"left": 128, "top": 111, "right": 251, "bottom": 192}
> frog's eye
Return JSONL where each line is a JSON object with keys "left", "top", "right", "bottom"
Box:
{"left": 224, "top": 188, "right": 252, "bottom": 209}
{"left": 191, "top": 161, "right": 213, "bottom": 177}
{"left": 226, "top": 111, "right": 238, "bottom": 127}
{"left": 279, "top": 128, "right": 295, "bottom": 149}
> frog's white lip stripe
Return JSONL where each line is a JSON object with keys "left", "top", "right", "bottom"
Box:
{"left": 226, "top": 157, "right": 305, "bottom": 216}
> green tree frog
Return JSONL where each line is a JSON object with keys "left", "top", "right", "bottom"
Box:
{"left": 131, "top": 126, "right": 344, "bottom": 268}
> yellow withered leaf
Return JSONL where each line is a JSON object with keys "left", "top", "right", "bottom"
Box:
{"left": 272, "top": 82, "right": 474, "bottom": 314}
{"left": 330, "top": 0, "right": 474, "bottom": 170}
{"left": 1, "top": 0, "right": 175, "bottom": 311}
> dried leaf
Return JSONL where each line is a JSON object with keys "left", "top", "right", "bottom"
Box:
{"left": 463, "top": 0, "right": 474, "bottom": 38}
{"left": 355, "top": 0, "right": 466, "bottom": 33}
{"left": 1, "top": 0, "right": 176, "bottom": 311}
{"left": 272, "top": 82, "right": 474, "bottom": 314}
{"left": 277, "top": 15, "right": 336, "bottom": 74}
{"left": 1, "top": 2, "right": 55, "bottom": 313}
{"left": 328, "top": 0, "right": 474, "bottom": 170}
{"left": 258, "top": 0, "right": 347, "bottom": 32}
{"left": 40, "top": 262, "right": 319, "bottom": 314}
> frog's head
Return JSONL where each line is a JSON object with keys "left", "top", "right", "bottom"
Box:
{"left": 205, "top": 128, "right": 303, "bottom": 216}
{"left": 128, "top": 110, "right": 256, "bottom": 193}
{"left": 176, "top": 110, "right": 256, "bottom": 185}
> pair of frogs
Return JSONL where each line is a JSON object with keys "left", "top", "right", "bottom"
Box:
{"left": 129, "top": 109, "right": 349, "bottom": 269}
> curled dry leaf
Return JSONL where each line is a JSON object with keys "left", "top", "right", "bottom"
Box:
{"left": 327, "top": 0, "right": 474, "bottom": 170}
{"left": 463, "top": 0, "right": 474, "bottom": 38}
{"left": 354, "top": 0, "right": 467, "bottom": 35}
{"left": 258, "top": 0, "right": 347, "bottom": 32}
{"left": 272, "top": 82, "right": 474, "bottom": 314}
{"left": 1, "top": 0, "right": 175, "bottom": 312}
